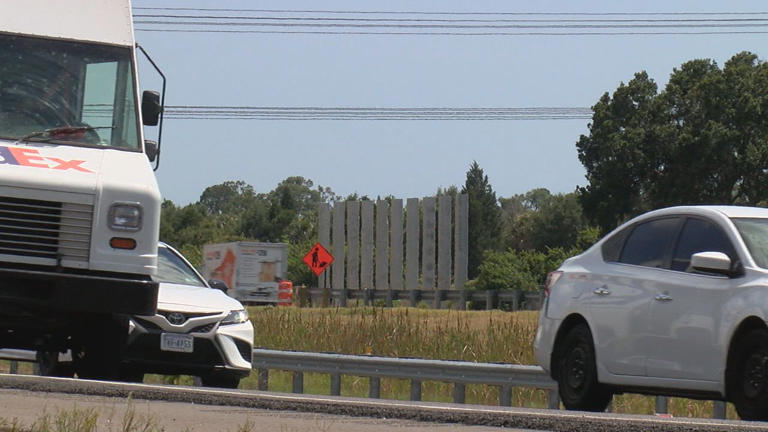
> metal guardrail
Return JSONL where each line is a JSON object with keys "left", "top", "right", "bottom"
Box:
{"left": 250, "top": 349, "right": 729, "bottom": 419}
{"left": 251, "top": 348, "right": 560, "bottom": 408}
{"left": 0, "top": 347, "right": 728, "bottom": 419}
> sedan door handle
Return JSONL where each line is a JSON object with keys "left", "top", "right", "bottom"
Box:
{"left": 593, "top": 287, "right": 611, "bottom": 296}
{"left": 655, "top": 293, "right": 673, "bottom": 302}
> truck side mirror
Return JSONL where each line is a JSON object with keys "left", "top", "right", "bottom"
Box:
{"left": 141, "top": 90, "right": 161, "bottom": 126}
{"left": 208, "top": 279, "right": 229, "bottom": 293}
{"left": 145, "top": 140, "right": 158, "bottom": 162}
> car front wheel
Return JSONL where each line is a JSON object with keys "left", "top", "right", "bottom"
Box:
{"left": 728, "top": 328, "right": 768, "bottom": 421}
{"left": 556, "top": 323, "right": 612, "bottom": 411}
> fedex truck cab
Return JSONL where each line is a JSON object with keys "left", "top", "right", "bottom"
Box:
{"left": 0, "top": 1, "right": 163, "bottom": 378}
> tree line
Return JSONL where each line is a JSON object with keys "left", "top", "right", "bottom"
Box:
{"left": 161, "top": 51, "right": 768, "bottom": 293}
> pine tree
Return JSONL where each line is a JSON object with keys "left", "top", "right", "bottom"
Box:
{"left": 461, "top": 161, "right": 502, "bottom": 279}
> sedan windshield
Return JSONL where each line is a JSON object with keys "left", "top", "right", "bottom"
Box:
{"left": 155, "top": 246, "right": 207, "bottom": 287}
{"left": 0, "top": 34, "right": 140, "bottom": 150}
{"left": 731, "top": 218, "right": 768, "bottom": 269}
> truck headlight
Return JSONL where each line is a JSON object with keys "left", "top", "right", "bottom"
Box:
{"left": 221, "top": 309, "right": 249, "bottom": 325}
{"left": 109, "top": 203, "right": 143, "bottom": 231}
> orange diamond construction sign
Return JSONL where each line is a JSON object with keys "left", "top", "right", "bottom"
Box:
{"left": 302, "top": 242, "right": 334, "bottom": 276}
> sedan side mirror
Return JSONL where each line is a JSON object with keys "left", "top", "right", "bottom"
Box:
{"left": 207, "top": 279, "right": 229, "bottom": 293}
{"left": 690, "top": 251, "right": 740, "bottom": 277}
{"left": 141, "top": 90, "right": 161, "bottom": 126}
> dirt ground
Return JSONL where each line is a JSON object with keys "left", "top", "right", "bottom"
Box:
{"left": 0, "top": 388, "right": 519, "bottom": 432}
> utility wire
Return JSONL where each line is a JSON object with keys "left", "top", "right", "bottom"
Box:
{"left": 148, "top": 106, "right": 593, "bottom": 121}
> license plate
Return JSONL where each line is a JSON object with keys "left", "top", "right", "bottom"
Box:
{"left": 160, "top": 333, "right": 194, "bottom": 353}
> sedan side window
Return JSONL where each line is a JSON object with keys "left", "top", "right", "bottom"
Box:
{"left": 671, "top": 218, "right": 736, "bottom": 272}
{"left": 619, "top": 218, "right": 680, "bottom": 268}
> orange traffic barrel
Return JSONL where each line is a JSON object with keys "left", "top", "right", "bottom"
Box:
{"left": 277, "top": 280, "right": 293, "bottom": 306}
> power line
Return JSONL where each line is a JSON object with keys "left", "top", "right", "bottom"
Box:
{"left": 157, "top": 106, "right": 593, "bottom": 121}
{"left": 133, "top": 7, "right": 768, "bottom": 17}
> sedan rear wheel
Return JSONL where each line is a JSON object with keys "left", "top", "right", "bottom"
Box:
{"left": 728, "top": 328, "right": 768, "bottom": 421}
{"left": 556, "top": 323, "right": 612, "bottom": 411}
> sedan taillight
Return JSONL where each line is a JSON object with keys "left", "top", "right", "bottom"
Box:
{"left": 543, "top": 271, "right": 563, "bottom": 297}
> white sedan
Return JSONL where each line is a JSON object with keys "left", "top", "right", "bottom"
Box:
{"left": 36, "top": 243, "right": 254, "bottom": 388}
{"left": 534, "top": 206, "right": 768, "bottom": 420}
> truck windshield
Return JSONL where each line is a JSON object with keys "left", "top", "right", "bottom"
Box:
{"left": 0, "top": 34, "right": 140, "bottom": 150}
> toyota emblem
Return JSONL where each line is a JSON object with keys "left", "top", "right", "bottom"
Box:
{"left": 167, "top": 312, "right": 186, "bottom": 325}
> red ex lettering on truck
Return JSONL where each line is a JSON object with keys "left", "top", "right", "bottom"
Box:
{"left": 0, "top": 146, "right": 93, "bottom": 173}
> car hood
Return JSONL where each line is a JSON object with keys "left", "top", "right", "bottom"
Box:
{"left": 156, "top": 282, "right": 245, "bottom": 313}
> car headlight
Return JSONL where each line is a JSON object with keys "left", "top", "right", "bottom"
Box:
{"left": 109, "top": 203, "right": 143, "bottom": 231}
{"left": 221, "top": 309, "right": 249, "bottom": 325}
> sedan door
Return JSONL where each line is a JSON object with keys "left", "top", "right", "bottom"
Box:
{"left": 645, "top": 217, "right": 736, "bottom": 381}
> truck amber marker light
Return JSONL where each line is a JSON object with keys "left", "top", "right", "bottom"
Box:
{"left": 110, "top": 238, "right": 136, "bottom": 250}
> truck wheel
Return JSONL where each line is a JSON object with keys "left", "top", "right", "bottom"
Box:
{"left": 200, "top": 372, "right": 241, "bottom": 389}
{"left": 73, "top": 315, "right": 127, "bottom": 380}
{"left": 35, "top": 350, "right": 74, "bottom": 378}
{"left": 728, "top": 328, "right": 768, "bottom": 421}
{"left": 556, "top": 324, "right": 612, "bottom": 411}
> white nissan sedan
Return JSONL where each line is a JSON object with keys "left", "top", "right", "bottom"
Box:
{"left": 534, "top": 206, "right": 768, "bottom": 420}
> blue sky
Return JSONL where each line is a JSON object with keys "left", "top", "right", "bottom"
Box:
{"left": 133, "top": 0, "right": 768, "bottom": 205}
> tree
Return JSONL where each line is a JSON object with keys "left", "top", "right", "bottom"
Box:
{"left": 502, "top": 189, "right": 591, "bottom": 252}
{"left": 461, "top": 161, "right": 502, "bottom": 279}
{"left": 578, "top": 52, "right": 768, "bottom": 232}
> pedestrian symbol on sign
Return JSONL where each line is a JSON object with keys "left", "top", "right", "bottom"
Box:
{"left": 302, "top": 242, "right": 334, "bottom": 276}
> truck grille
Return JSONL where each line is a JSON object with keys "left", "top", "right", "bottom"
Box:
{"left": 0, "top": 196, "right": 92, "bottom": 263}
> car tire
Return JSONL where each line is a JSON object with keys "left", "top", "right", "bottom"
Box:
{"left": 728, "top": 328, "right": 768, "bottom": 421}
{"left": 35, "top": 350, "right": 75, "bottom": 378}
{"left": 556, "top": 323, "right": 612, "bottom": 411}
{"left": 200, "top": 372, "right": 241, "bottom": 389}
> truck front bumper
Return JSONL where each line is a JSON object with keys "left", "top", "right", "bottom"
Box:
{"left": 0, "top": 265, "right": 158, "bottom": 316}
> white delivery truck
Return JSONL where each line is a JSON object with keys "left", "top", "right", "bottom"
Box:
{"left": 202, "top": 242, "right": 289, "bottom": 305}
{"left": 0, "top": 1, "right": 164, "bottom": 378}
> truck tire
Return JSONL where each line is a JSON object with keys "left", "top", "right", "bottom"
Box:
{"left": 35, "top": 350, "right": 74, "bottom": 378}
{"left": 72, "top": 314, "right": 127, "bottom": 380}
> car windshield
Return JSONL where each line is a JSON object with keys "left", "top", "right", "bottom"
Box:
{"left": 0, "top": 34, "right": 140, "bottom": 150}
{"left": 731, "top": 218, "right": 768, "bottom": 269}
{"left": 155, "top": 246, "right": 207, "bottom": 287}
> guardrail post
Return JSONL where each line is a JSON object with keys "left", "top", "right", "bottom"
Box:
{"left": 654, "top": 396, "right": 668, "bottom": 415}
{"left": 385, "top": 290, "right": 393, "bottom": 307}
{"left": 453, "top": 383, "right": 466, "bottom": 404}
{"left": 499, "top": 384, "right": 512, "bottom": 406}
{"left": 409, "top": 290, "right": 419, "bottom": 307}
{"left": 433, "top": 290, "right": 443, "bottom": 309}
{"left": 369, "top": 377, "right": 381, "bottom": 398}
{"left": 338, "top": 288, "right": 348, "bottom": 307}
{"left": 458, "top": 290, "right": 467, "bottom": 310}
{"left": 292, "top": 371, "right": 304, "bottom": 394}
{"left": 410, "top": 380, "right": 422, "bottom": 401}
{"left": 321, "top": 287, "right": 331, "bottom": 307}
{"left": 364, "top": 289, "right": 374, "bottom": 306}
{"left": 330, "top": 374, "right": 341, "bottom": 396}
{"left": 712, "top": 401, "right": 726, "bottom": 419}
{"left": 485, "top": 290, "right": 497, "bottom": 310}
{"left": 257, "top": 368, "right": 269, "bottom": 391}
{"left": 547, "top": 389, "right": 560, "bottom": 409}
{"left": 9, "top": 361, "right": 17, "bottom": 374}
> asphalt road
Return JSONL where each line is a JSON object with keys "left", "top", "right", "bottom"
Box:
{"left": 1, "top": 374, "right": 768, "bottom": 432}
